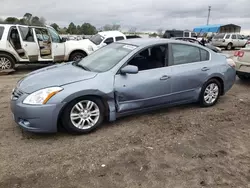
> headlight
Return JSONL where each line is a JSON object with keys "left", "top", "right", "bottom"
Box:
{"left": 23, "top": 87, "right": 63, "bottom": 105}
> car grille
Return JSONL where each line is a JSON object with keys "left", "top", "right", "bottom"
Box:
{"left": 11, "top": 88, "right": 24, "bottom": 100}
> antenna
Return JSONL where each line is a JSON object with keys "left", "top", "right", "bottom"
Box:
{"left": 207, "top": 6, "right": 211, "bottom": 25}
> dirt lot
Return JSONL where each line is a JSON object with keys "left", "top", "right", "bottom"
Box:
{"left": 1, "top": 63, "right": 250, "bottom": 188}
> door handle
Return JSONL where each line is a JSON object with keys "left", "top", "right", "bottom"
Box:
{"left": 201, "top": 67, "right": 210, "bottom": 71}
{"left": 160, "top": 75, "right": 170, "bottom": 80}
{"left": 24, "top": 44, "right": 28, "bottom": 47}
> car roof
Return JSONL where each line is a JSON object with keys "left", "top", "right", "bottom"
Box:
{"left": 119, "top": 38, "right": 202, "bottom": 48}
{"left": 0, "top": 24, "right": 47, "bottom": 29}
{"left": 98, "top": 30, "right": 125, "bottom": 38}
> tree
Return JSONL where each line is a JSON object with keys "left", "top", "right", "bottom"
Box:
{"left": 157, "top": 28, "right": 163, "bottom": 36}
{"left": 39, "top": 17, "right": 46, "bottom": 25}
{"left": 102, "top": 24, "right": 121, "bottom": 31}
{"left": 23, "top": 13, "right": 32, "bottom": 24}
{"left": 129, "top": 27, "right": 137, "bottom": 34}
{"left": 31, "top": 16, "right": 41, "bottom": 26}
{"left": 67, "top": 22, "right": 77, "bottom": 34}
{"left": 50, "top": 23, "right": 60, "bottom": 31}
{"left": 4, "top": 17, "right": 19, "bottom": 24}
{"left": 81, "top": 23, "right": 97, "bottom": 35}
{"left": 76, "top": 25, "right": 81, "bottom": 34}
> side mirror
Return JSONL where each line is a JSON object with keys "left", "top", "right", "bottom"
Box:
{"left": 120, "top": 65, "right": 138, "bottom": 74}
{"left": 61, "top": 37, "right": 67, "bottom": 42}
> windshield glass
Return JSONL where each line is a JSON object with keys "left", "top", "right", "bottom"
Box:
{"left": 78, "top": 43, "right": 137, "bottom": 72}
{"left": 213, "top": 33, "right": 225, "bottom": 39}
{"left": 89, "top": 34, "right": 104, "bottom": 45}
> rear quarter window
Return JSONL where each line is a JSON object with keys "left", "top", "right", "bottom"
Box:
{"left": 0, "top": 27, "right": 4, "bottom": 40}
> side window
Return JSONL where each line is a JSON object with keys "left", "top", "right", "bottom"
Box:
{"left": 232, "top": 35, "right": 236, "bottom": 39}
{"left": 18, "top": 26, "right": 34, "bottom": 42}
{"left": 115, "top": 36, "right": 125, "bottom": 41}
{"left": 35, "top": 28, "right": 50, "bottom": 42}
{"left": 0, "top": 27, "right": 4, "bottom": 40}
{"left": 200, "top": 49, "right": 209, "bottom": 61}
{"left": 47, "top": 28, "right": 61, "bottom": 43}
{"left": 104, "top": 37, "right": 114, "bottom": 45}
{"left": 171, "top": 44, "right": 201, "bottom": 65}
{"left": 184, "top": 32, "right": 189, "bottom": 37}
{"left": 127, "top": 45, "right": 167, "bottom": 71}
{"left": 225, "top": 34, "right": 230, "bottom": 39}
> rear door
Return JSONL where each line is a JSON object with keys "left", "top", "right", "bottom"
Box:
{"left": 168, "top": 43, "right": 211, "bottom": 103}
{"left": 17, "top": 26, "right": 39, "bottom": 62}
{"left": 231, "top": 34, "right": 238, "bottom": 46}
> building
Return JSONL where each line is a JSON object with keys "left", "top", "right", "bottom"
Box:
{"left": 193, "top": 24, "right": 241, "bottom": 33}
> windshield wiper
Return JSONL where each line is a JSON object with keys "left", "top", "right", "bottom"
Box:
{"left": 73, "top": 62, "right": 90, "bottom": 71}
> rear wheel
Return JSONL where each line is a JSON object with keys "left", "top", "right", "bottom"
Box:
{"left": 226, "top": 43, "right": 233, "bottom": 50}
{"left": 0, "top": 53, "right": 15, "bottom": 70}
{"left": 200, "top": 79, "right": 221, "bottom": 107}
{"left": 62, "top": 97, "right": 105, "bottom": 134}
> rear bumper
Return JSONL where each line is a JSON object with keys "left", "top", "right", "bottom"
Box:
{"left": 234, "top": 59, "right": 250, "bottom": 74}
{"left": 10, "top": 98, "right": 65, "bottom": 133}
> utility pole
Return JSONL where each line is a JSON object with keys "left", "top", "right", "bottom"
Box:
{"left": 207, "top": 6, "right": 211, "bottom": 25}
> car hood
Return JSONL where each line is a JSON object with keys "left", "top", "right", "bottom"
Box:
{"left": 17, "top": 63, "right": 97, "bottom": 93}
{"left": 65, "top": 39, "right": 99, "bottom": 52}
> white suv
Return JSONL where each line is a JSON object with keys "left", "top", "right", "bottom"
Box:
{"left": 0, "top": 24, "right": 98, "bottom": 70}
{"left": 211, "top": 33, "right": 247, "bottom": 50}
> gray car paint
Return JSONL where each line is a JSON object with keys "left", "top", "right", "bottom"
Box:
{"left": 10, "top": 39, "right": 236, "bottom": 133}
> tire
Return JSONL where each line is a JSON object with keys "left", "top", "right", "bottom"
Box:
{"left": 62, "top": 96, "right": 105, "bottom": 134}
{"left": 199, "top": 79, "right": 221, "bottom": 107}
{"left": 69, "top": 51, "right": 87, "bottom": 61}
{"left": 238, "top": 74, "right": 249, "bottom": 80}
{"left": 0, "top": 53, "right": 15, "bottom": 70}
{"left": 226, "top": 43, "right": 233, "bottom": 50}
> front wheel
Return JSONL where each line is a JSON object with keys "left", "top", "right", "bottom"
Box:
{"left": 200, "top": 79, "right": 221, "bottom": 107}
{"left": 62, "top": 97, "right": 105, "bottom": 134}
{"left": 69, "top": 52, "right": 86, "bottom": 61}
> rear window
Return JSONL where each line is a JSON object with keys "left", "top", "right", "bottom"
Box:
{"left": 0, "top": 27, "right": 4, "bottom": 40}
{"left": 213, "top": 34, "right": 225, "bottom": 39}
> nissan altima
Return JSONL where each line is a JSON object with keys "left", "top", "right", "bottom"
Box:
{"left": 10, "top": 39, "right": 236, "bottom": 134}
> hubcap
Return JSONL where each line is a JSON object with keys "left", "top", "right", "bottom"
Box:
{"left": 0, "top": 57, "right": 12, "bottom": 70}
{"left": 204, "top": 83, "right": 219, "bottom": 104}
{"left": 70, "top": 100, "right": 100, "bottom": 130}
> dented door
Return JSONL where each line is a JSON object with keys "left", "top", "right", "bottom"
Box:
{"left": 114, "top": 67, "right": 172, "bottom": 113}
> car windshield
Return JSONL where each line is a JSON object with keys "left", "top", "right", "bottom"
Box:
{"left": 213, "top": 33, "right": 225, "bottom": 39}
{"left": 78, "top": 43, "right": 137, "bottom": 72}
{"left": 89, "top": 34, "right": 104, "bottom": 45}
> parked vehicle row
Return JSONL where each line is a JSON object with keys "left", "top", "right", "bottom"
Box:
{"left": 211, "top": 33, "right": 247, "bottom": 50}
{"left": 10, "top": 39, "right": 236, "bottom": 134}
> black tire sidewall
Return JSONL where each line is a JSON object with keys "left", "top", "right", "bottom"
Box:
{"left": 69, "top": 52, "right": 86, "bottom": 61}
{"left": 0, "top": 53, "right": 15, "bottom": 70}
{"left": 62, "top": 96, "right": 105, "bottom": 134}
{"left": 200, "top": 79, "right": 221, "bottom": 107}
{"left": 226, "top": 43, "right": 232, "bottom": 50}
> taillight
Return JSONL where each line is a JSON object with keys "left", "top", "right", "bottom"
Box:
{"left": 234, "top": 50, "right": 244, "bottom": 57}
{"left": 247, "top": 41, "right": 250, "bottom": 44}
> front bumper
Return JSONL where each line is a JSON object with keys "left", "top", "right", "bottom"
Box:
{"left": 10, "top": 97, "right": 65, "bottom": 133}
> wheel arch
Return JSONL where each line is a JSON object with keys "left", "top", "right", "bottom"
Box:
{"left": 205, "top": 76, "right": 224, "bottom": 95}
{"left": 57, "top": 94, "right": 111, "bottom": 129}
{"left": 0, "top": 50, "right": 18, "bottom": 62}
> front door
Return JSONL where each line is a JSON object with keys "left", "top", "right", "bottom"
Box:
{"left": 17, "top": 26, "right": 39, "bottom": 62}
{"left": 169, "top": 43, "right": 210, "bottom": 102}
{"left": 47, "top": 27, "right": 65, "bottom": 62}
{"left": 114, "top": 44, "right": 172, "bottom": 113}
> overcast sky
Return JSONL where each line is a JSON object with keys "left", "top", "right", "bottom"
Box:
{"left": 1, "top": 0, "right": 250, "bottom": 31}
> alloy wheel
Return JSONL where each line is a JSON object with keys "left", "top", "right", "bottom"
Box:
{"left": 0, "top": 57, "right": 12, "bottom": 70}
{"left": 203, "top": 83, "right": 219, "bottom": 104}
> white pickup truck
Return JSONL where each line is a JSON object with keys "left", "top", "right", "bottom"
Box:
{"left": 0, "top": 24, "right": 126, "bottom": 70}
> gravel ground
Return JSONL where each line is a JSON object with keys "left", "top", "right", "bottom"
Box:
{"left": 1, "top": 57, "right": 250, "bottom": 188}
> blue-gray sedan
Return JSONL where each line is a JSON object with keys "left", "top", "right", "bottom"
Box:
{"left": 10, "top": 39, "right": 236, "bottom": 134}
